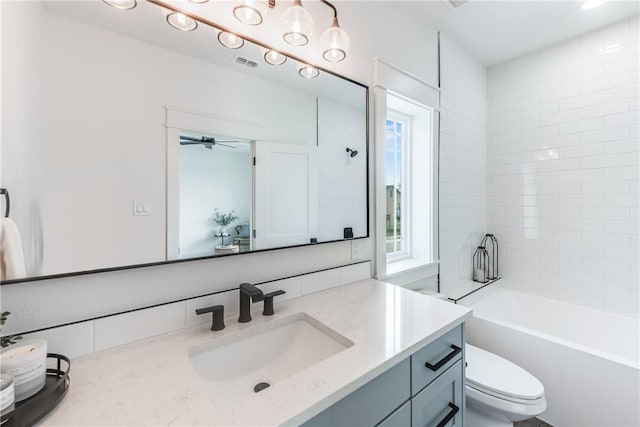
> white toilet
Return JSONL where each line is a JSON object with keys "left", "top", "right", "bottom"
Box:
{"left": 465, "top": 344, "right": 547, "bottom": 427}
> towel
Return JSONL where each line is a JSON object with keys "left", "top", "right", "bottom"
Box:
{"left": 0, "top": 217, "right": 26, "bottom": 280}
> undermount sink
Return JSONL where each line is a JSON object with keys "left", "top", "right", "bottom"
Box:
{"left": 188, "top": 312, "right": 354, "bottom": 408}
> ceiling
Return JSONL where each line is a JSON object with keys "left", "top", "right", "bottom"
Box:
{"left": 407, "top": 0, "right": 639, "bottom": 66}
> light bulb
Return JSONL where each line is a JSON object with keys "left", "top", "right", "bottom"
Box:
{"left": 263, "top": 49, "right": 287, "bottom": 66}
{"left": 298, "top": 64, "right": 319, "bottom": 79}
{"left": 102, "top": 0, "right": 136, "bottom": 10}
{"left": 166, "top": 12, "right": 198, "bottom": 32}
{"left": 281, "top": 0, "right": 313, "bottom": 46}
{"left": 321, "top": 17, "right": 350, "bottom": 62}
{"left": 218, "top": 31, "right": 244, "bottom": 49}
{"left": 234, "top": 0, "right": 265, "bottom": 26}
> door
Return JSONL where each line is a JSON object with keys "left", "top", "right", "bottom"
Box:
{"left": 252, "top": 141, "right": 318, "bottom": 250}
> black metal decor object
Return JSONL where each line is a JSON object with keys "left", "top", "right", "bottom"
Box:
{"left": 473, "top": 246, "right": 489, "bottom": 283}
{"left": 0, "top": 188, "right": 9, "bottom": 218}
{"left": 480, "top": 234, "right": 499, "bottom": 280}
{"left": 0, "top": 354, "right": 70, "bottom": 427}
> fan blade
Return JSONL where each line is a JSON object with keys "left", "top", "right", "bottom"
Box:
{"left": 179, "top": 135, "right": 202, "bottom": 142}
{"left": 216, "top": 143, "right": 237, "bottom": 149}
{"left": 179, "top": 141, "right": 202, "bottom": 146}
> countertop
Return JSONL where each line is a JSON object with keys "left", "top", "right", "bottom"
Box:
{"left": 40, "top": 279, "right": 472, "bottom": 426}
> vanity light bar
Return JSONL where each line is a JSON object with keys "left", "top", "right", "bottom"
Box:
{"left": 112, "top": 0, "right": 331, "bottom": 80}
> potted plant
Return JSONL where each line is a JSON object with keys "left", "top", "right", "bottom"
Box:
{"left": 211, "top": 209, "right": 238, "bottom": 245}
{"left": 1, "top": 311, "right": 22, "bottom": 348}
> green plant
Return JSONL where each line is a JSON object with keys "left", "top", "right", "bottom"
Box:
{"left": 211, "top": 209, "right": 238, "bottom": 228}
{"left": 0, "top": 311, "right": 23, "bottom": 348}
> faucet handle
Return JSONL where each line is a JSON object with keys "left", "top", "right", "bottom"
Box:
{"left": 263, "top": 290, "right": 286, "bottom": 316}
{"left": 196, "top": 305, "right": 225, "bottom": 331}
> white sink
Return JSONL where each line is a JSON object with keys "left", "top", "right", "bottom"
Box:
{"left": 188, "top": 312, "right": 353, "bottom": 408}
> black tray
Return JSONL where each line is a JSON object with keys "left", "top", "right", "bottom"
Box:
{"left": 1, "top": 353, "right": 70, "bottom": 427}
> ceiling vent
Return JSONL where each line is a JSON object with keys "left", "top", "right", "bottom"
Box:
{"left": 232, "top": 55, "right": 258, "bottom": 69}
{"left": 449, "top": 0, "right": 471, "bottom": 8}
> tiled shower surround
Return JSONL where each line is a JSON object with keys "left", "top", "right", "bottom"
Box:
{"left": 439, "top": 34, "right": 488, "bottom": 295}
{"left": 487, "top": 16, "right": 639, "bottom": 317}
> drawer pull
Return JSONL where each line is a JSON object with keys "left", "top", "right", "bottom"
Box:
{"left": 435, "top": 402, "right": 459, "bottom": 427}
{"left": 425, "top": 345, "right": 462, "bottom": 371}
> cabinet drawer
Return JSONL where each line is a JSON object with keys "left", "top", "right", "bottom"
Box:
{"left": 411, "top": 359, "right": 464, "bottom": 427}
{"left": 411, "top": 325, "right": 463, "bottom": 396}
{"left": 302, "top": 358, "right": 410, "bottom": 427}
{"left": 376, "top": 400, "right": 410, "bottom": 427}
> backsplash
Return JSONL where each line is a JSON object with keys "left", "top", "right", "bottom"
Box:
{"left": 487, "top": 16, "right": 639, "bottom": 317}
{"left": 20, "top": 262, "right": 371, "bottom": 359}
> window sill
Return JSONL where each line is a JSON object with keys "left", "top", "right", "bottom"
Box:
{"left": 386, "top": 258, "right": 438, "bottom": 277}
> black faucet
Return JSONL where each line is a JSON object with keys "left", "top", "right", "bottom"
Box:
{"left": 263, "top": 290, "right": 286, "bottom": 316}
{"left": 195, "top": 305, "right": 225, "bottom": 331}
{"left": 238, "top": 283, "right": 264, "bottom": 323}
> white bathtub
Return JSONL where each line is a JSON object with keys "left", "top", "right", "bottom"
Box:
{"left": 465, "top": 287, "right": 639, "bottom": 427}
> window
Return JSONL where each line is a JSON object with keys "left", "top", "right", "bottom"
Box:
{"left": 382, "top": 91, "right": 435, "bottom": 276}
{"left": 385, "top": 114, "right": 410, "bottom": 261}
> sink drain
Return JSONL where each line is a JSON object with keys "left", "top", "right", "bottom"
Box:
{"left": 254, "top": 382, "right": 271, "bottom": 393}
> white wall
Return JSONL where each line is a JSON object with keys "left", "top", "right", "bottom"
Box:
{"left": 438, "top": 34, "right": 488, "bottom": 298}
{"left": 487, "top": 16, "right": 639, "bottom": 317}
{"left": 1, "top": 1, "right": 440, "bottom": 335}
{"left": 179, "top": 146, "right": 251, "bottom": 257}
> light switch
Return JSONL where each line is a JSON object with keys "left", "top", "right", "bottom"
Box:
{"left": 351, "top": 239, "right": 363, "bottom": 260}
{"left": 133, "top": 201, "right": 152, "bottom": 216}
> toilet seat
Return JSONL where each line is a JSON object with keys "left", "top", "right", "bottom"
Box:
{"left": 465, "top": 384, "right": 547, "bottom": 422}
{"left": 465, "top": 344, "right": 545, "bottom": 403}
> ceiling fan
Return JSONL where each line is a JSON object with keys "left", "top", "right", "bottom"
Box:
{"left": 179, "top": 135, "right": 243, "bottom": 149}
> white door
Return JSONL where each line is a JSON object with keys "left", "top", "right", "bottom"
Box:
{"left": 252, "top": 141, "right": 318, "bottom": 250}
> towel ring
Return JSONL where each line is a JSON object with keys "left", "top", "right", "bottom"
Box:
{"left": 0, "top": 188, "right": 9, "bottom": 218}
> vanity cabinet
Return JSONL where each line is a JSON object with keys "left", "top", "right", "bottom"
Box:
{"left": 301, "top": 325, "right": 465, "bottom": 427}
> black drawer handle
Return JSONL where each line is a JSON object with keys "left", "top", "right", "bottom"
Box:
{"left": 425, "top": 344, "right": 462, "bottom": 371}
{"left": 435, "top": 402, "right": 459, "bottom": 427}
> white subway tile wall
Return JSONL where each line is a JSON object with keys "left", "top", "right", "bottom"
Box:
{"left": 21, "top": 262, "right": 371, "bottom": 359}
{"left": 487, "top": 16, "right": 639, "bottom": 317}
{"left": 439, "top": 34, "right": 489, "bottom": 296}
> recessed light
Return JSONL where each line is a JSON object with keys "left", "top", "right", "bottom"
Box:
{"left": 581, "top": 0, "right": 607, "bottom": 10}
{"left": 298, "top": 64, "right": 319, "bottom": 79}
{"left": 218, "top": 31, "right": 245, "bottom": 49}
{"left": 264, "top": 49, "right": 287, "bottom": 66}
{"left": 102, "top": 0, "right": 136, "bottom": 10}
{"left": 166, "top": 12, "right": 198, "bottom": 32}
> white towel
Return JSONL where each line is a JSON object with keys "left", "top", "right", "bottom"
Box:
{"left": 0, "top": 217, "right": 26, "bottom": 280}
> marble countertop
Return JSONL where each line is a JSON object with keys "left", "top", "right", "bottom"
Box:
{"left": 40, "top": 279, "right": 472, "bottom": 426}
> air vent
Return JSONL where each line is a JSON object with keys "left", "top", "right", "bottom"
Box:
{"left": 232, "top": 55, "right": 258, "bottom": 69}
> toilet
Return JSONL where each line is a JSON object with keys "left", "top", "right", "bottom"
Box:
{"left": 415, "top": 289, "right": 547, "bottom": 426}
{"left": 465, "top": 344, "right": 547, "bottom": 427}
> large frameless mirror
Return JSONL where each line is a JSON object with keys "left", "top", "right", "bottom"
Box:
{"left": 0, "top": 0, "right": 368, "bottom": 282}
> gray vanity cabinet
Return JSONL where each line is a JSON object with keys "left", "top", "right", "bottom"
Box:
{"left": 301, "top": 325, "right": 465, "bottom": 427}
{"left": 411, "top": 360, "right": 464, "bottom": 427}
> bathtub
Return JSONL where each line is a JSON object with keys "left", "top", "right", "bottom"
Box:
{"left": 464, "top": 287, "right": 639, "bottom": 427}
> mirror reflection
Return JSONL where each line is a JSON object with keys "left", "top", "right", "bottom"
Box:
{"left": 0, "top": 0, "right": 368, "bottom": 281}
